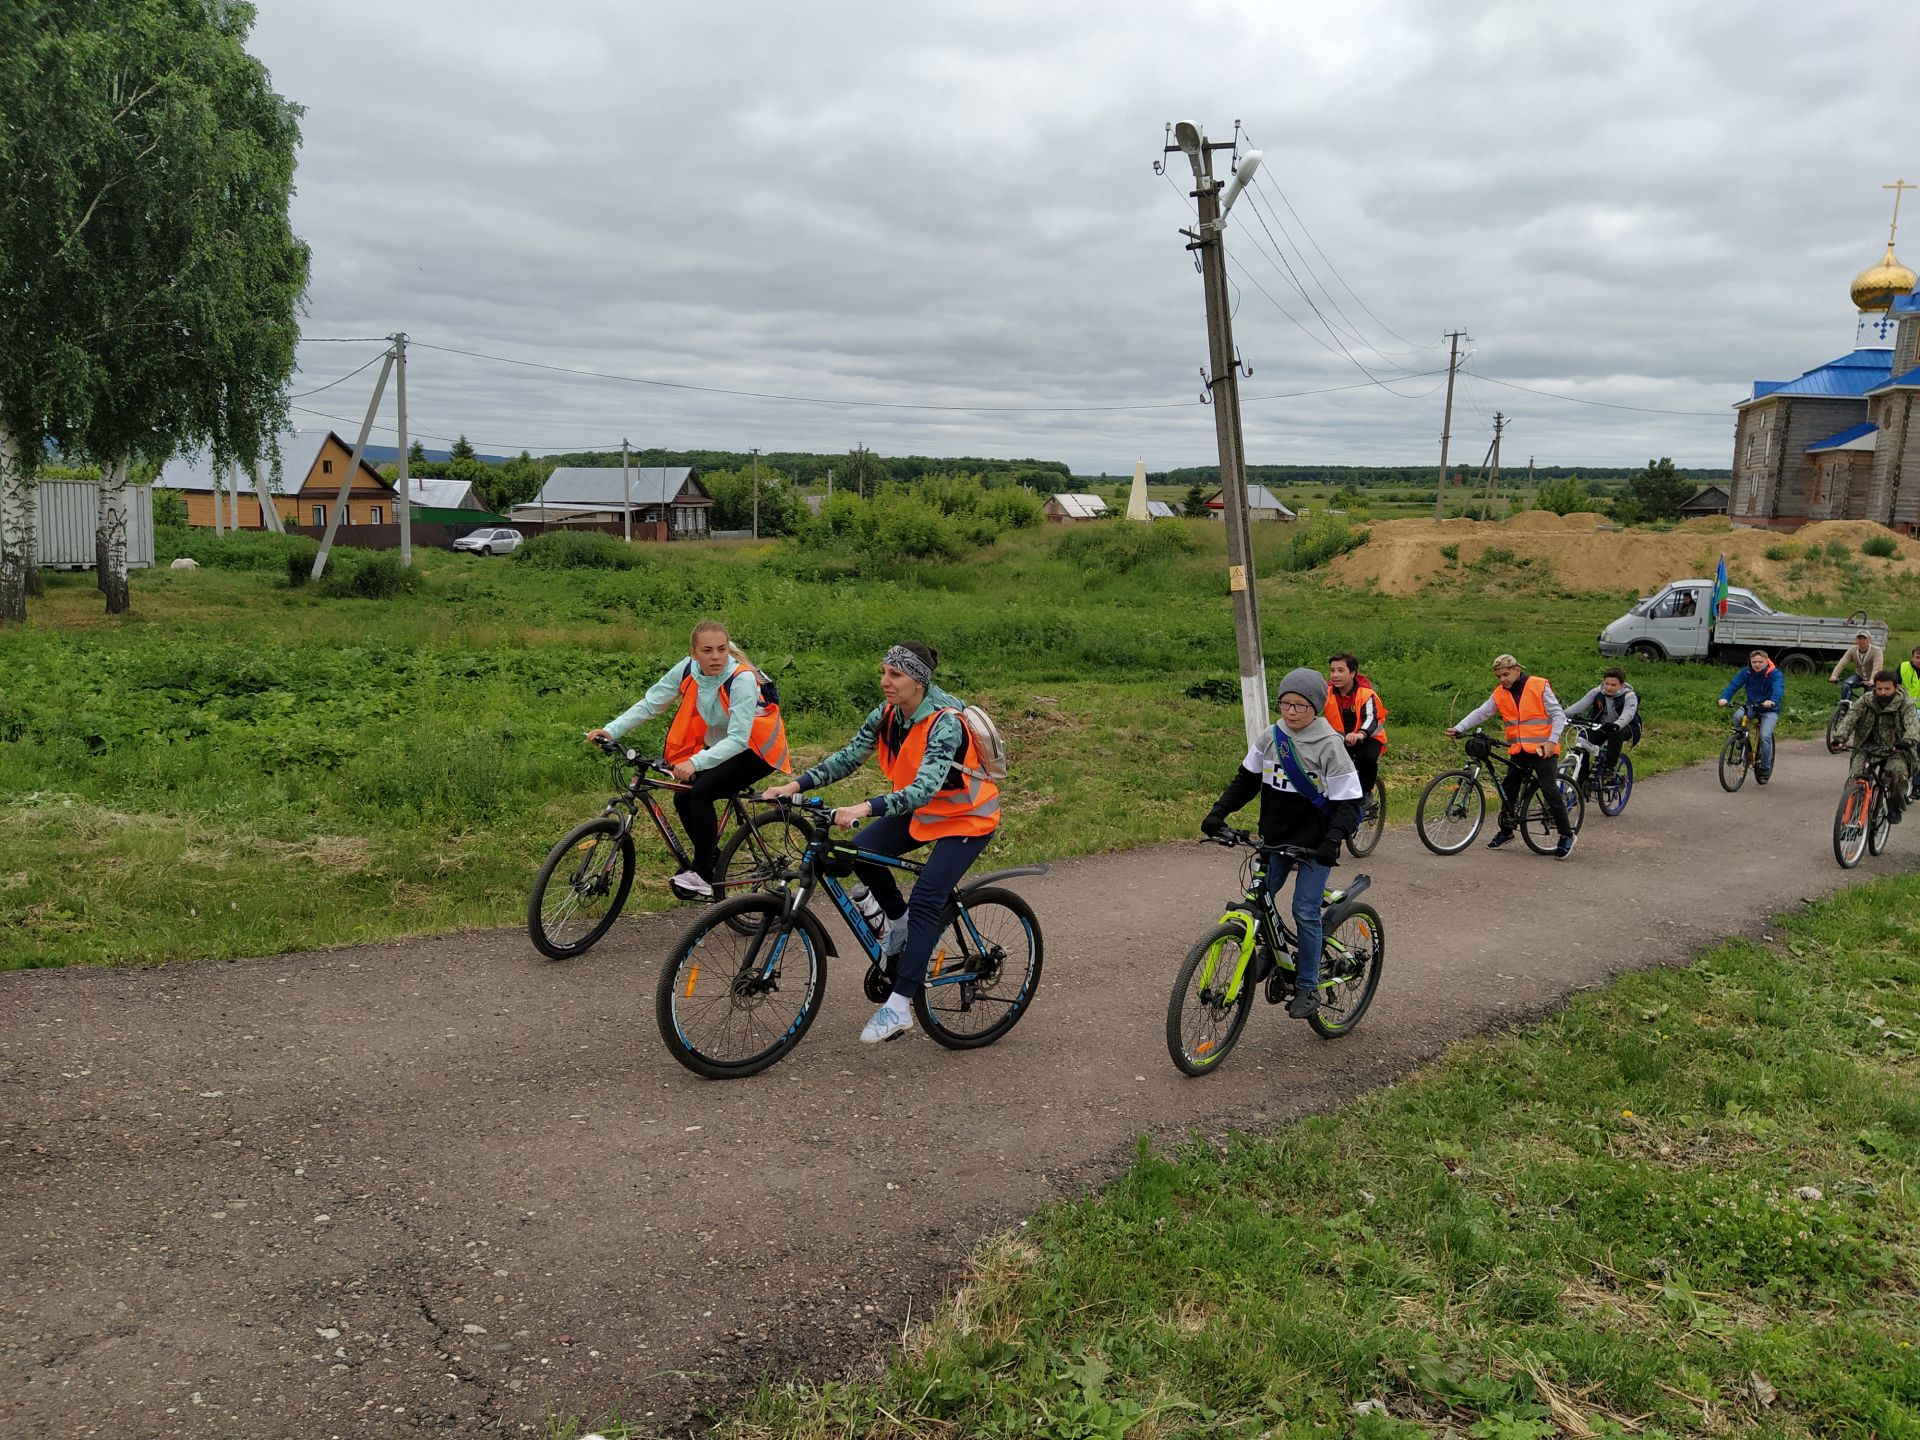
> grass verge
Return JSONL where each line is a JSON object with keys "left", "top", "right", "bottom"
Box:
{"left": 557, "top": 873, "right": 1920, "bottom": 1440}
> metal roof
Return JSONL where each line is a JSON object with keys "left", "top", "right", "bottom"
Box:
{"left": 406, "top": 477, "right": 481, "bottom": 508}
{"left": 532, "top": 466, "right": 702, "bottom": 508}
{"left": 153, "top": 429, "right": 347, "bottom": 493}
{"left": 1206, "top": 484, "right": 1295, "bottom": 515}
{"left": 1047, "top": 493, "right": 1108, "bottom": 518}
{"left": 1740, "top": 348, "right": 1891, "bottom": 405}
{"left": 1868, "top": 362, "right": 1920, "bottom": 394}
{"left": 1806, "top": 421, "right": 1879, "bottom": 453}
{"left": 1146, "top": 500, "right": 1178, "bottom": 519}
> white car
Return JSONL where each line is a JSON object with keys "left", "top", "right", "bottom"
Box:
{"left": 453, "top": 527, "right": 523, "bottom": 555}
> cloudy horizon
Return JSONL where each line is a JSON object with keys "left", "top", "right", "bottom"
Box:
{"left": 252, "top": 0, "right": 1920, "bottom": 475}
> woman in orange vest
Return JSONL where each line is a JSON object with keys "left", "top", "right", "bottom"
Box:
{"left": 765, "top": 641, "right": 999, "bottom": 1045}
{"left": 1324, "top": 651, "right": 1387, "bottom": 797}
{"left": 1446, "top": 652, "right": 1575, "bottom": 857}
{"left": 587, "top": 618, "right": 791, "bottom": 898}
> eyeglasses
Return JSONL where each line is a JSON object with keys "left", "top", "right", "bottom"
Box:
{"left": 1276, "top": 699, "right": 1314, "bottom": 713}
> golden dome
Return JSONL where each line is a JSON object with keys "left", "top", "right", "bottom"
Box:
{"left": 1851, "top": 243, "right": 1917, "bottom": 311}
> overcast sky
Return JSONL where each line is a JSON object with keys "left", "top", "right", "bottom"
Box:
{"left": 250, "top": 0, "right": 1920, "bottom": 474}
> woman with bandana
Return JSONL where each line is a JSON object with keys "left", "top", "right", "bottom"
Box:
{"left": 764, "top": 641, "right": 1000, "bottom": 1044}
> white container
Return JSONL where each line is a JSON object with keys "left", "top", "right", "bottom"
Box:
{"left": 0, "top": 480, "right": 155, "bottom": 572}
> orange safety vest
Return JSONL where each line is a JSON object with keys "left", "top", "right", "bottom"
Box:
{"left": 663, "top": 662, "right": 792, "bottom": 774}
{"left": 1493, "top": 674, "right": 1558, "bottom": 756}
{"left": 876, "top": 705, "right": 1000, "bottom": 841}
{"left": 1323, "top": 681, "right": 1389, "bottom": 752}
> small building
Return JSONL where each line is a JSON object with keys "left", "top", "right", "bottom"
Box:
{"left": 1146, "top": 500, "right": 1178, "bottom": 520}
{"left": 1204, "top": 484, "right": 1296, "bottom": 521}
{"left": 407, "top": 476, "right": 487, "bottom": 512}
{"left": 155, "top": 430, "right": 397, "bottom": 529}
{"left": 1042, "top": 493, "right": 1108, "bottom": 523}
{"left": 514, "top": 466, "right": 712, "bottom": 538}
{"left": 1678, "top": 484, "right": 1730, "bottom": 518}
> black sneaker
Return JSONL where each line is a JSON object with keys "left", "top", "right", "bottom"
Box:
{"left": 1553, "top": 833, "right": 1576, "bottom": 860}
{"left": 1754, "top": 767, "right": 1771, "bottom": 786}
{"left": 1286, "top": 987, "right": 1319, "bottom": 1019}
{"left": 1890, "top": 807, "right": 1905, "bottom": 827}
{"left": 1486, "top": 829, "right": 1516, "bottom": 850}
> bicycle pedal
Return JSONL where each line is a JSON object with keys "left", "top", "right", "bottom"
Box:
{"left": 1264, "top": 971, "right": 1290, "bottom": 1006}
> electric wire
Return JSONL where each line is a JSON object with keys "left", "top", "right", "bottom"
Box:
{"left": 286, "top": 350, "right": 387, "bottom": 399}
{"left": 1463, "top": 367, "right": 1728, "bottom": 418}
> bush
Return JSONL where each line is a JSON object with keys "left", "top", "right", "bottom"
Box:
{"left": 156, "top": 524, "right": 319, "bottom": 573}
{"left": 1825, "top": 539, "right": 1852, "bottom": 561}
{"left": 1051, "top": 522, "right": 1198, "bottom": 574}
{"left": 1440, "top": 543, "right": 1460, "bottom": 565}
{"left": 318, "top": 551, "right": 421, "bottom": 599}
{"left": 1275, "top": 515, "right": 1370, "bottom": 573}
{"left": 1764, "top": 542, "right": 1798, "bottom": 561}
{"left": 1863, "top": 534, "right": 1898, "bottom": 559}
{"left": 152, "top": 490, "right": 187, "bottom": 526}
{"left": 977, "top": 486, "right": 1043, "bottom": 531}
{"left": 514, "top": 530, "right": 643, "bottom": 570}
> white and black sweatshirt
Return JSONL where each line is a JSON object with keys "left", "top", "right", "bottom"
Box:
{"left": 1206, "top": 717, "right": 1364, "bottom": 851}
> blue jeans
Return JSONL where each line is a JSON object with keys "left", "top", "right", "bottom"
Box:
{"left": 1753, "top": 707, "right": 1779, "bottom": 772}
{"left": 1262, "top": 854, "right": 1330, "bottom": 990}
{"left": 848, "top": 812, "right": 993, "bottom": 1001}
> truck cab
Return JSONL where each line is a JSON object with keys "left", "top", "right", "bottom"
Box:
{"left": 1600, "top": 580, "right": 1768, "bottom": 661}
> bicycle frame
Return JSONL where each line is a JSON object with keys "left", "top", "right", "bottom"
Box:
{"left": 1199, "top": 835, "right": 1371, "bottom": 1007}
{"left": 591, "top": 743, "right": 761, "bottom": 875}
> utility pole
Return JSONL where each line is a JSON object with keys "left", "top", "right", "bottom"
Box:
{"left": 826, "top": 466, "right": 833, "bottom": 502}
{"left": 1525, "top": 454, "right": 1535, "bottom": 511}
{"left": 394, "top": 332, "right": 411, "bottom": 566}
{"left": 1487, "top": 413, "right": 1507, "bottom": 517}
{"left": 1432, "top": 329, "right": 1464, "bottom": 523}
{"left": 621, "top": 438, "right": 631, "bottom": 543}
{"left": 1168, "top": 120, "right": 1268, "bottom": 746}
{"left": 750, "top": 446, "right": 760, "bottom": 540}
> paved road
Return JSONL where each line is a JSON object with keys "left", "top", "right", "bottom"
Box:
{"left": 3, "top": 739, "right": 1911, "bottom": 1438}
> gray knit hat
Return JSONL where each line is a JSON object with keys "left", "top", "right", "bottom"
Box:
{"left": 1275, "top": 666, "right": 1328, "bottom": 713}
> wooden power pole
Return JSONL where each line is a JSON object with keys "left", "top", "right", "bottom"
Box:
{"left": 1486, "top": 412, "right": 1507, "bottom": 517}
{"left": 1433, "top": 329, "right": 1464, "bottom": 523}
{"left": 750, "top": 447, "right": 760, "bottom": 540}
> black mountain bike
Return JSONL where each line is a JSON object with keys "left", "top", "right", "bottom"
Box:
{"left": 1415, "top": 731, "right": 1584, "bottom": 855}
{"left": 1166, "top": 832, "right": 1384, "bottom": 1075}
{"left": 1345, "top": 774, "right": 1386, "bottom": 857}
{"left": 527, "top": 738, "right": 808, "bottom": 959}
{"left": 655, "top": 796, "right": 1047, "bottom": 1078}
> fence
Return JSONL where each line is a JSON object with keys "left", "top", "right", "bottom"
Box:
{"left": 0, "top": 480, "right": 156, "bottom": 570}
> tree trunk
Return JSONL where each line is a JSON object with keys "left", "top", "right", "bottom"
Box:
{"left": 101, "top": 455, "right": 130, "bottom": 615}
{"left": 0, "top": 422, "right": 28, "bottom": 622}
{"left": 21, "top": 464, "right": 42, "bottom": 597}
{"left": 96, "top": 475, "right": 109, "bottom": 592}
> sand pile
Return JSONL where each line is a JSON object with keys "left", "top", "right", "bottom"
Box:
{"left": 1327, "top": 512, "right": 1920, "bottom": 597}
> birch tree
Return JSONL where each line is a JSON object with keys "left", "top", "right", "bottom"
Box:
{"left": 0, "top": 0, "right": 308, "bottom": 619}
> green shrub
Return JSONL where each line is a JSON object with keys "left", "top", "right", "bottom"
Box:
{"left": 1474, "top": 545, "right": 1518, "bottom": 568}
{"left": 152, "top": 490, "right": 188, "bottom": 526}
{"left": 514, "top": 530, "right": 643, "bottom": 570}
{"left": 1051, "top": 522, "right": 1199, "bottom": 574}
{"left": 1764, "top": 542, "right": 1798, "bottom": 562}
{"left": 156, "top": 524, "right": 320, "bottom": 573}
{"left": 318, "top": 551, "right": 421, "bottom": 599}
{"left": 1825, "top": 539, "right": 1852, "bottom": 561}
{"left": 1439, "top": 543, "right": 1460, "bottom": 565}
{"left": 977, "top": 486, "right": 1043, "bottom": 530}
{"left": 1862, "top": 534, "right": 1898, "bottom": 559}
{"left": 285, "top": 550, "right": 311, "bottom": 588}
{"left": 1275, "top": 515, "right": 1370, "bottom": 573}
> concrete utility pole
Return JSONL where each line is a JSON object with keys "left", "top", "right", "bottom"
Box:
{"left": 621, "top": 439, "right": 631, "bottom": 543}
{"left": 1487, "top": 412, "right": 1507, "bottom": 516}
{"left": 394, "top": 332, "right": 411, "bottom": 566}
{"left": 1525, "top": 454, "right": 1535, "bottom": 511}
{"left": 826, "top": 467, "right": 833, "bottom": 502}
{"left": 311, "top": 347, "right": 394, "bottom": 580}
{"left": 750, "top": 447, "right": 760, "bottom": 540}
{"left": 1433, "top": 329, "right": 1464, "bottom": 523}
{"left": 1169, "top": 120, "right": 1268, "bottom": 746}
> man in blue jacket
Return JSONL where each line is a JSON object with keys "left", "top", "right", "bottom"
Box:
{"left": 1717, "top": 649, "right": 1785, "bottom": 782}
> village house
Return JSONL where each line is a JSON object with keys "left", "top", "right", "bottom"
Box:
{"left": 1041, "top": 493, "right": 1108, "bottom": 523}
{"left": 1204, "top": 483, "right": 1296, "bottom": 521}
{"left": 511, "top": 466, "right": 713, "bottom": 538}
{"left": 154, "top": 430, "right": 397, "bottom": 530}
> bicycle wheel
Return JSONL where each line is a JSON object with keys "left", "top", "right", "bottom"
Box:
{"left": 1826, "top": 702, "right": 1850, "bottom": 755}
{"left": 1310, "top": 901, "right": 1384, "bottom": 1039}
{"left": 1833, "top": 779, "right": 1871, "bottom": 869}
{"left": 1520, "top": 776, "right": 1584, "bottom": 854}
{"left": 913, "top": 888, "right": 1043, "bottom": 1050}
{"left": 1868, "top": 783, "right": 1892, "bottom": 857}
{"left": 1345, "top": 777, "right": 1386, "bottom": 857}
{"left": 714, "top": 808, "right": 811, "bottom": 933}
{"left": 1416, "top": 770, "right": 1486, "bottom": 855}
{"left": 655, "top": 895, "right": 826, "bottom": 1078}
{"left": 1718, "top": 731, "right": 1750, "bottom": 793}
{"left": 1165, "top": 922, "right": 1254, "bottom": 1076}
{"left": 1596, "top": 754, "right": 1634, "bottom": 816}
{"left": 528, "top": 817, "right": 635, "bottom": 959}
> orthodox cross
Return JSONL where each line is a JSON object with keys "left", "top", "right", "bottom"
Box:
{"left": 1886, "top": 178, "right": 1916, "bottom": 247}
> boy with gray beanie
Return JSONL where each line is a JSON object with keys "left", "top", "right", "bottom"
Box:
{"left": 1201, "top": 667, "right": 1363, "bottom": 1018}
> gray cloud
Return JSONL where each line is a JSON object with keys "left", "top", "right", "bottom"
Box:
{"left": 255, "top": 0, "right": 1920, "bottom": 471}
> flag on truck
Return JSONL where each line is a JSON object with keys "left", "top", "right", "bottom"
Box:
{"left": 1711, "top": 554, "right": 1729, "bottom": 631}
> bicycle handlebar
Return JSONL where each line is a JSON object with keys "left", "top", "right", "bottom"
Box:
{"left": 1203, "top": 828, "right": 1326, "bottom": 862}
{"left": 590, "top": 736, "right": 675, "bottom": 779}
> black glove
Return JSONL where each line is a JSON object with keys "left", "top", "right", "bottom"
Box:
{"left": 1200, "top": 813, "right": 1227, "bottom": 839}
{"left": 1596, "top": 722, "right": 1617, "bottom": 740}
{"left": 1314, "top": 838, "right": 1342, "bottom": 866}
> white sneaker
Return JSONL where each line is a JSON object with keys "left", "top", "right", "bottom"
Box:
{"left": 669, "top": 870, "right": 712, "bottom": 899}
{"left": 860, "top": 1002, "right": 915, "bottom": 1044}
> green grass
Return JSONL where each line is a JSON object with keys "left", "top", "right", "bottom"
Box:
{"left": 2, "top": 522, "right": 1906, "bottom": 969}
{"left": 613, "top": 874, "right": 1920, "bottom": 1440}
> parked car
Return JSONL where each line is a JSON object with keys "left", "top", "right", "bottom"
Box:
{"left": 452, "top": 527, "right": 523, "bottom": 556}
{"left": 1597, "top": 577, "right": 1887, "bottom": 674}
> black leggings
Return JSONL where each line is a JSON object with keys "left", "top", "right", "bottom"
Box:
{"left": 675, "top": 750, "right": 775, "bottom": 879}
{"left": 1349, "top": 737, "right": 1382, "bottom": 795}
{"left": 1499, "top": 751, "right": 1572, "bottom": 838}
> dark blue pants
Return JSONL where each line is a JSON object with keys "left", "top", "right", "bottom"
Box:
{"left": 849, "top": 811, "right": 993, "bottom": 1001}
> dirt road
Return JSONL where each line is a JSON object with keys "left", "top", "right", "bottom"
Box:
{"left": 3, "top": 739, "right": 1911, "bottom": 1438}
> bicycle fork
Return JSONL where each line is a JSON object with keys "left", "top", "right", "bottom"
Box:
{"left": 1201, "top": 905, "right": 1262, "bottom": 1007}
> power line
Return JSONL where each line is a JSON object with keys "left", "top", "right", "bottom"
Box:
{"left": 300, "top": 336, "right": 395, "bottom": 343}
{"left": 1464, "top": 367, "right": 1727, "bottom": 418}
{"left": 288, "top": 403, "right": 621, "bottom": 454}
{"left": 286, "top": 350, "right": 388, "bottom": 399}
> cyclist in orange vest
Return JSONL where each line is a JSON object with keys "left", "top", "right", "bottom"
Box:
{"left": 1446, "top": 652, "right": 1575, "bottom": 858}
{"left": 765, "top": 642, "right": 999, "bottom": 1045}
{"left": 587, "top": 618, "right": 791, "bottom": 898}
{"left": 1324, "top": 652, "right": 1387, "bottom": 798}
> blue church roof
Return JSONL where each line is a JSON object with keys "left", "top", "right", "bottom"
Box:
{"left": 1805, "top": 421, "right": 1878, "bottom": 452}
{"left": 1893, "top": 293, "right": 1920, "bottom": 316}
{"left": 1869, "top": 361, "right": 1920, "bottom": 394}
{"left": 1745, "top": 347, "right": 1892, "bottom": 403}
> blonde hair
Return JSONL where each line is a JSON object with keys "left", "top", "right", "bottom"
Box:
{"left": 690, "top": 618, "right": 759, "bottom": 678}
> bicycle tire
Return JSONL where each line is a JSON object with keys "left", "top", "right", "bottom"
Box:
{"left": 1415, "top": 770, "right": 1486, "bottom": 855}
{"left": 1826, "top": 702, "right": 1850, "bottom": 755}
{"left": 1520, "top": 776, "right": 1584, "bottom": 855}
{"left": 913, "top": 887, "right": 1043, "bottom": 1050}
{"left": 1345, "top": 777, "right": 1386, "bottom": 857}
{"left": 714, "top": 809, "right": 812, "bottom": 934}
{"left": 655, "top": 895, "right": 825, "bottom": 1078}
{"left": 1833, "top": 779, "right": 1871, "bottom": 869}
{"left": 1166, "top": 922, "right": 1255, "bottom": 1076}
{"left": 1868, "top": 781, "right": 1892, "bottom": 857}
{"left": 1309, "top": 901, "right": 1384, "bottom": 1039}
{"left": 528, "top": 816, "right": 635, "bottom": 960}
{"left": 1596, "top": 754, "right": 1634, "bottom": 817}
{"left": 1718, "top": 731, "right": 1750, "bottom": 793}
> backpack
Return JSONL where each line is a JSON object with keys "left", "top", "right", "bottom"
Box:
{"left": 957, "top": 705, "right": 1008, "bottom": 782}
{"left": 682, "top": 658, "right": 779, "bottom": 712}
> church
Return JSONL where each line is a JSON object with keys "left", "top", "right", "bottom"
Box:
{"left": 1727, "top": 184, "right": 1920, "bottom": 534}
